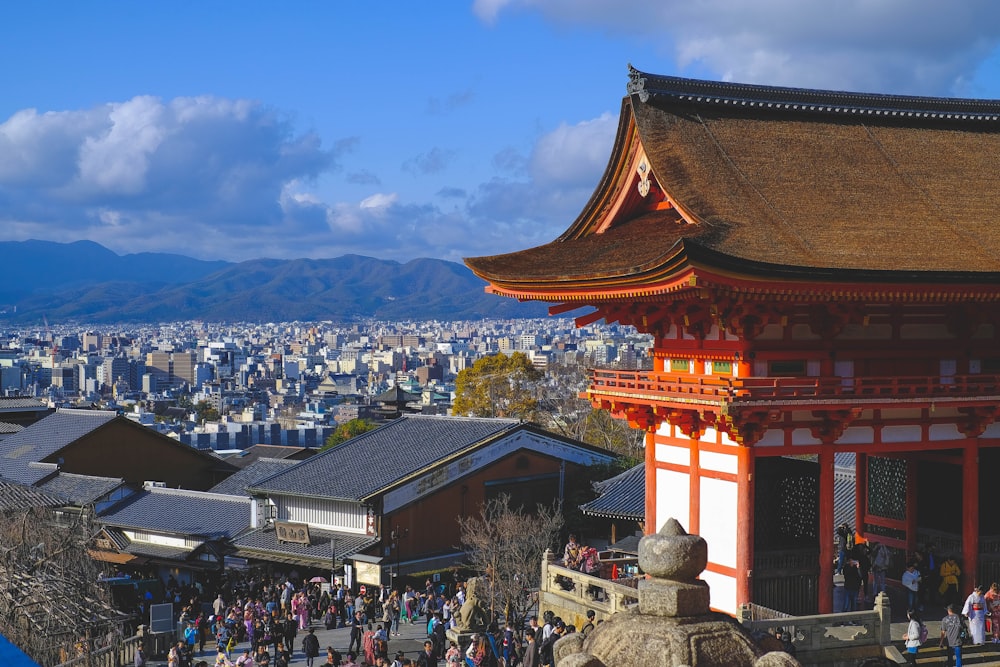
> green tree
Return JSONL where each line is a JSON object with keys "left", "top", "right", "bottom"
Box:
{"left": 193, "top": 399, "right": 220, "bottom": 424}
{"left": 321, "top": 418, "right": 379, "bottom": 450}
{"left": 453, "top": 352, "right": 544, "bottom": 419}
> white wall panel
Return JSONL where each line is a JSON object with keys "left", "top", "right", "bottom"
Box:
{"left": 701, "top": 569, "right": 737, "bottom": 615}
{"left": 656, "top": 468, "right": 689, "bottom": 533}
{"left": 699, "top": 477, "right": 737, "bottom": 569}
{"left": 655, "top": 443, "right": 690, "bottom": 466}
{"left": 700, "top": 450, "right": 737, "bottom": 475}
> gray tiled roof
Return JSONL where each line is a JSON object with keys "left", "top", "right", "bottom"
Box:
{"left": 37, "top": 472, "right": 125, "bottom": 505}
{"left": 233, "top": 526, "right": 379, "bottom": 567}
{"left": 0, "top": 397, "right": 48, "bottom": 412}
{"left": 0, "top": 422, "right": 24, "bottom": 435}
{"left": 98, "top": 487, "right": 251, "bottom": 540}
{"left": 248, "top": 415, "right": 521, "bottom": 501}
{"left": 208, "top": 458, "right": 300, "bottom": 496}
{"left": 0, "top": 409, "right": 117, "bottom": 484}
{"left": 125, "top": 541, "right": 197, "bottom": 560}
{"left": 100, "top": 526, "right": 132, "bottom": 551}
{"left": 580, "top": 464, "right": 645, "bottom": 520}
{"left": 0, "top": 478, "right": 65, "bottom": 511}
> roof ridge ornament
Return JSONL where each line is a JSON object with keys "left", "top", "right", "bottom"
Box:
{"left": 627, "top": 64, "right": 650, "bottom": 103}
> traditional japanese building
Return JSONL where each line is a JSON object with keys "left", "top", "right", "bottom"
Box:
{"left": 466, "top": 66, "right": 1000, "bottom": 615}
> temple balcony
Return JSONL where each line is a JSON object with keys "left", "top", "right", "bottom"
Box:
{"left": 585, "top": 368, "right": 1000, "bottom": 410}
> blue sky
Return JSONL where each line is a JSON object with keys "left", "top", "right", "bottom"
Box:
{"left": 4, "top": 1, "right": 1000, "bottom": 264}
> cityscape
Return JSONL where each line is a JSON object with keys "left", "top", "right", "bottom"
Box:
{"left": 0, "top": 317, "right": 651, "bottom": 447}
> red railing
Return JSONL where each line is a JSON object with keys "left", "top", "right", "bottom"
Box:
{"left": 587, "top": 369, "right": 1000, "bottom": 404}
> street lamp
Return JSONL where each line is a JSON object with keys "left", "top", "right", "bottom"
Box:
{"left": 390, "top": 526, "right": 408, "bottom": 588}
{"left": 330, "top": 537, "right": 339, "bottom": 586}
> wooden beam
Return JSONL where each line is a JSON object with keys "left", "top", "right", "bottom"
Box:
{"left": 737, "top": 445, "right": 754, "bottom": 607}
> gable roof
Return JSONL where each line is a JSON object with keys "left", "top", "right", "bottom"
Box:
{"left": 466, "top": 67, "right": 1000, "bottom": 300}
{"left": 232, "top": 526, "right": 380, "bottom": 568}
{"left": 248, "top": 415, "right": 522, "bottom": 501}
{"left": 580, "top": 464, "right": 645, "bottom": 521}
{"left": 97, "top": 487, "right": 251, "bottom": 540}
{"left": 36, "top": 472, "right": 126, "bottom": 506}
{"left": 223, "top": 444, "right": 315, "bottom": 470}
{"left": 0, "top": 409, "right": 117, "bottom": 484}
{"left": 0, "top": 479, "right": 65, "bottom": 512}
{"left": 208, "top": 457, "right": 300, "bottom": 496}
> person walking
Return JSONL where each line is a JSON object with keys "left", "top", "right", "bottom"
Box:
{"left": 963, "top": 584, "right": 987, "bottom": 645}
{"left": 940, "top": 555, "right": 962, "bottom": 608}
{"left": 842, "top": 559, "right": 862, "bottom": 612}
{"left": 902, "top": 562, "right": 922, "bottom": 612}
{"left": 902, "top": 609, "right": 923, "bottom": 665}
{"left": 940, "top": 604, "right": 964, "bottom": 667}
{"left": 301, "top": 628, "right": 320, "bottom": 667}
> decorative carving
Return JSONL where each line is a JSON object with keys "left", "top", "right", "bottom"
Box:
{"left": 806, "top": 303, "right": 866, "bottom": 339}
{"left": 627, "top": 64, "right": 650, "bottom": 103}
{"left": 721, "top": 409, "right": 778, "bottom": 447}
{"left": 658, "top": 408, "right": 717, "bottom": 440}
{"left": 637, "top": 156, "right": 652, "bottom": 197}
{"left": 958, "top": 405, "right": 1000, "bottom": 438}
{"left": 809, "top": 408, "right": 861, "bottom": 444}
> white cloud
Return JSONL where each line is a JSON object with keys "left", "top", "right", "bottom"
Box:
{"left": 0, "top": 94, "right": 340, "bottom": 259}
{"left": 477, "top": 0, "right": 1000, "bottom": 95}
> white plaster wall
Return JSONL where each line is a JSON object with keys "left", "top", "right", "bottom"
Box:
{"left": 701, "top": 569, "right": 737, "bottom": 615}
{"left": 985, "top": 423, "right": 1000, "bottom": 439}
{"left": 792, "top": 428, "right": 822, "bottom": 446}
{"left": 930, "top": 423, "right": 963, "bottom": 440}
{"left": 656, "top": 468, "right": 690, "bottom": 533}
{"left": 699, "top": 477, "right": 737, "bottom": 569}
{"left": 755, "top": 429, "right": 784, "bottom": 447}
{"left": 881, "top": 425, "right": 922, "bottom": 443}
{"left": 699, "top": 426, "right": 720, "bottom": 444}
{"left": 700, "top": 450, "right": 737, "bottom": 475}
{"left": 836, "top": 426, "right": 875, "bottom": 444}
{"left": 655, "top": 443, "right": 690, "bottom": 466}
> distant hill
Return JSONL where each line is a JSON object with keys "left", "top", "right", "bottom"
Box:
{"left": 0, "top": 241, "right": 549, "bottom": 323}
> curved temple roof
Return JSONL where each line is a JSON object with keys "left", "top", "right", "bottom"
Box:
{"left": 466, "top": 67, "right": 1000, "bottom": 301}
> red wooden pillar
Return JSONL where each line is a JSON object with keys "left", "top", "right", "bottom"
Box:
{"left": 818, "top": 446, "right": 835, "bottom": 613}
{"left": 645, "top": 429, "right": 657, "bottom": 534}
{"left": 736, "top": 445, "right": 755, "bottom": 606}
{"left": 855, "top": 453, "right": 868, "bottom": 540}
{"left": 689, "top": 435, "right": 701, "bottom": 535}
{"left": 963, "top": 441, "right": 979, "bottom": 584}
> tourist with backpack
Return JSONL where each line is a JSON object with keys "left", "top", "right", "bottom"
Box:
{"left": 902, "top": 609, "right": 926, "bottom": 664}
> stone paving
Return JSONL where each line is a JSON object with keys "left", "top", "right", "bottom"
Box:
{"left": 171, "top": 613, "right": 438, "bottom": 666}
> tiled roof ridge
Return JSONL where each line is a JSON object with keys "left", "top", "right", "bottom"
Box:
{"left": 403, "top": 413, "right": 520, "bottom": 424}
{"left": 627, "top": 65, "right": 1000, "bottom": 120}
{"left": 48, "top": 471, "right": 124, "bottom": 483}
{"left": 54, "top": 407, "right": 118, "bottom": 416}
{"left": 146, "top": 486, "right": 248, "bottom": 503}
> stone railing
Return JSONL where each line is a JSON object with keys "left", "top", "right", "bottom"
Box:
{"left": 539, "top": 549, "right": 639, "bottom": 623}
{"left": 740, "top": 592, "right": 901, "bottom": 666}
{"left": 54, "top": 631, "right": 175, "bottom": 667}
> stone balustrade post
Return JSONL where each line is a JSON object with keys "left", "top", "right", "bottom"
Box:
{"left": 874, "top": 592, "right": 891, "bottom": 646}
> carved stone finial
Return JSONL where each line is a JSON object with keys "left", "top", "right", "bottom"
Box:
{"left": 627, "top": 64, "right": 650, "bottom": 103}
{"left": 638, "top": 518, "right": 710, "bottom": 617}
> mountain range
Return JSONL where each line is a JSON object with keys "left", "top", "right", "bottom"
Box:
{"left": 0, "top": 240, "right": 550, "bottom": 324}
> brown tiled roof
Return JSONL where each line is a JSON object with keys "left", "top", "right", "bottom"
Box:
{"left": 466, "top": 69, "right": 1000, "bottom": 295}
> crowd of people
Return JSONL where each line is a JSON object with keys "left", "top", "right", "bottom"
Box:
{"left": 144, "top": 570, "right": 538, "bottom": 667}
